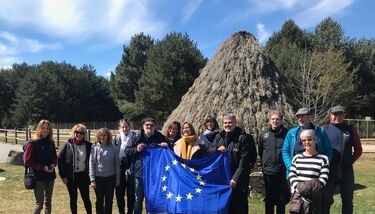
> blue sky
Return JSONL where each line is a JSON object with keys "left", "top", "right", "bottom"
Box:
{"left": 0, "top": 0, "right": 374, "bottom": 77}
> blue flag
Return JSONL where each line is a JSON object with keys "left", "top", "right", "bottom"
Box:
{"left": 143, "top": 147, "right": 232, "bottom": 214}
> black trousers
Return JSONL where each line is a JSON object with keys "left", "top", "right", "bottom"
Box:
{"left": 95, "top": 175, "right": 116, "bottom": 214}
{"left": 263, "top": 173, "right": 290, "bottom": 214}
{"left": 66, "top": 172, "right": 92, "bottom": 214}
{"left": 229, "top": 185, "right": 249, "bottom": 214}
{"left": 115, "top": 173, "right": 135, "bottom": 214}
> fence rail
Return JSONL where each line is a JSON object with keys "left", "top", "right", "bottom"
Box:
{"left": 0, "top": 128, "right": 119, "bottom": 148}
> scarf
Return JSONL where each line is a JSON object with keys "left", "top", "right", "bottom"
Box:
{"left": 119, "top": 130, "right": 133, "bottom": 159}
{"left": 180, "top": 135, "right": 196, "bottom": 160}
{"left": 73, "top": 139, "right": 84, "bottom": 145}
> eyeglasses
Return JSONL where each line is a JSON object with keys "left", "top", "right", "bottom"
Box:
{"left": 144, "top": 123, "right": 155, "bottom": 127}
{"left": 74, "top": 131, "right": 85, "bottom": 135}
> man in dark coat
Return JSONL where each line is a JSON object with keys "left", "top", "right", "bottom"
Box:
{"left": 258, "top": 111, "right": 290, "bottom": 214}
{"left": 125, "top": 118, "right": 169, "bottom": 214}
{"left": 209, "top": 113, "right": 257, "bottom": 214}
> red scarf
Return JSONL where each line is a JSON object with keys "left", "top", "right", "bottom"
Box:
{"left": 73, "top": 139, "right": 84, "bottom": 145}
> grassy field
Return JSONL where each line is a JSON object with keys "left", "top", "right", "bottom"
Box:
{"left": 0, "top": 154, "right": 374, "bottom": 213}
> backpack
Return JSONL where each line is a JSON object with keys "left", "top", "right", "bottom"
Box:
{"left": 23, "top": 140, "right": 35, "bottom": 189}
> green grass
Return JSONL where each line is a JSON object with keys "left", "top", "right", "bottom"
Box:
{"left": 0, "top": 155, "right": 374, "bottom": 213}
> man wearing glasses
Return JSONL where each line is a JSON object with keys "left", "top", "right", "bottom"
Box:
{"left": 321, "top": 105, "right": 363, "bottom": 214}
{"left": 282, "top": 107, "right": 332, "bottom": 180}
{"left": 125, "top": 118, "right": 169, "bottom": 214}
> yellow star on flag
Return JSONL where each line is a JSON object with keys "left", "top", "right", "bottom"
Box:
{"left": 162, "top": 175, "right": 167, "bottom": 181}
{"left": 186, "top": 193, "right": 193, "bottom": 200}
{"left": 175, "top": 194, "right": 182, "bottom": 202}
{"left": 189, "top": 167, "right": 195, "bottom": 172}
{"left": 181, "top": 163, "right": 186, "bottom": 168}
{"left": 196, "top": 174, "right": 202, "bottom": 180}
{"left": 199, "top": 181, "right": 205, "bottom": 186}
{"left": 165, "top": 165, "right": 170, "bottom": 171}
{"left": 162, "top": 185, "right": 167, "bottom": 192}
{"left": 195, "top": 188, "right": 202, "bottom": 193}
{"left": 172, "top": 159, "right": 178, "bottom": 165}
{"left": 167, "top": 192, "right": 173, "bottom": 199}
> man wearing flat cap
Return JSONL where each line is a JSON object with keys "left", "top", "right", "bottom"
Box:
{"left": 321, "top": 105, "right": 362, "bottom": 214}
{"left": 282, "top": 107, "right": 332, "bottom": 179}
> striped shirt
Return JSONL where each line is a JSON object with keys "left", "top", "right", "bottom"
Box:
{"left": 288, "top": 153, "right": 330, "bottom": 193}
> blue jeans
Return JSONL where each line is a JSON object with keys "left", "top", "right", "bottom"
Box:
{"left": 322, "top": 168, "right": 354, "bottom": 214}
{"left": 134, "top": 177, "right": 144, "bottom": 214}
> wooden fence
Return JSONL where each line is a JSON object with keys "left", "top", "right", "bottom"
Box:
{"left": 0, "top": 128, "right": 119, "bottom": 148}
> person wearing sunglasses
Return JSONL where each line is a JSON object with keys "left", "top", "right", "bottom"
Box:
{"left": 288, "top": 129, "right": 330, "bottom": 214}
{"left": 57, "top": 124, "right": 92, "bottom": 214}
{"left": 125, "top": 118, "right": 169, "bottom": 214}
{"left": 321, "top": 105, "right": 362, "bottom": 214}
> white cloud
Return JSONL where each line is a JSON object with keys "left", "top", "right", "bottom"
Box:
{"left": 294, "top": 0, "right": 354, "bottom": 28}
{"left": 0, "top": 31, "right": 60, "bottom": 55}
{"left": 0, "top": 56, "right": 19, "bottom": 68}
{"left": 250, "top": 0, "right": 304, "bottom": 14}
{"left": 0, "top": 0, "right": 166, "bottom": 46}
{"left": 219, "top": 0, "right": 353, "bottom": 29}
{"left": 256, "top": 23, "right": 270, "bottom": 44}
{"left": 182, "top": 0, "right": 203, "bottom": 22}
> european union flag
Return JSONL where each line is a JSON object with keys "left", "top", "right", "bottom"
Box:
{"left": 143, "top": 147, "right": 232, "bottom": 214}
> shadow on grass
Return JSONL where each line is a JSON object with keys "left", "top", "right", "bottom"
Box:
{"left": 333, "top": 183, "right": 366, "bottom": 195}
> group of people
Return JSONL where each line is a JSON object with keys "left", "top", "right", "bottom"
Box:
{"left": 258, "top": 106, "right": 362, "bottom": 214}
{"left": 23, "top": 105, "right": 362, "bottom": 214}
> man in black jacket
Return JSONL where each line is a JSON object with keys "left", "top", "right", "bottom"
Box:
{"left": 125, "top": 118, "right": 169, "bottom": 214}
{"left": 258, "top": 111, "right": 290, "bottom": 214}
{"left": 209, "top": 113, "right": 257, "bottom": 214}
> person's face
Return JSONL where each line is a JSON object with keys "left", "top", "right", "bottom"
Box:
{"left": 74, "top": 129, "right": 84, "bottom": 141}
{"left": 269, "top": 114, "right": 282, "bottom": 129}
{"left": 100, "top": 132, "right": 109, "bottom": 144}
{"left": 330, "top": 112, "right": 346, "bottom": 124}
{"left": 168, "top": 124, "right": 178, "bottom": 138}
{"left": 182, "top": 123, "right": 192, "bottom": 136}
{"left": 223, "top": 117, "right": 236, "bottom": 132}
{"left": 120, "top": 122, "right": 130, "bottom": 134}
{"left": 296, "top": 114, "right": 310, "bottom": 127}
{"left": 301, "top": 136, "right": 317, "bottom": 151}
{"left": 143, "top": 121, "right": 155, "bottom": 136}
{"left": 205, "top": 120, "right": 215, "bottom": 131}
{"left": 41, "top": 124, "right": 50, "bottom": 138}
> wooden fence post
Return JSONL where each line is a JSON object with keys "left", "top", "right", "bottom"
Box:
{"left": 26, "top": 127, "right": 29, "bottom": 141}
{"left": 57, "top": 127, "right": 60, "bottom": 147}
{"left": 15, "top": 129, "right": 18, "bottom": 144}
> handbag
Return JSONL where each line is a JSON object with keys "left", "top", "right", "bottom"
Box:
{"left": 24, "top": 167, "right": 35, "bottom": 189}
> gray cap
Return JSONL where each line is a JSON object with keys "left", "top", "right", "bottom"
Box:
{"left": 295, "top": 107, "right": 310, "bottom": 116}
{"left": 331, "top": 105, "right": 345, "bottom": 114}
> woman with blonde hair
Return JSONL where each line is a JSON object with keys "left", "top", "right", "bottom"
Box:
{"left": 24, "top": 119, "right": 57, "bottom": 214}
{"left": 174, "top": 122, "right": 207, "bottom": 160}
{"left": 89, "top": 128, "right": 120, "bottom": 214}
{"left": 58, "top": 124, "right": 92, "bottom": 214}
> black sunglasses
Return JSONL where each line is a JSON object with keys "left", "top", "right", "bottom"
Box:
{"left": 74, "top": 131, "right": 85, "bottom": 135}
